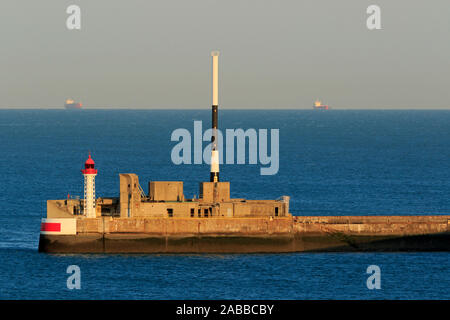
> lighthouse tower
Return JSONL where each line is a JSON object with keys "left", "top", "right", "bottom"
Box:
{"left": 81, "top": 153, "right": 98, "bottom": 218}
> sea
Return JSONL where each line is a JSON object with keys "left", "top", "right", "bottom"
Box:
{"left": 0, "top": 109, "right": 449, "bottom": 299}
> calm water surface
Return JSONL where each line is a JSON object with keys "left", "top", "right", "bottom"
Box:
{"left": 0, "top": 110, "right": 449, "bottom": 299}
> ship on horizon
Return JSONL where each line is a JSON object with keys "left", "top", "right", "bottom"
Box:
{"left": 313, "top": 99, "right": 329, "bottom": 110}
{"left": 65, "top": 99, "right": 82, "bottom": 109}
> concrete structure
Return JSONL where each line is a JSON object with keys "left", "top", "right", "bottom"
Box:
{"left": 45, "top": 174, "right": 289, "bottom": 221}
{"left": 38, "top": 169, "right": 450, "bottom": 253}
{"left": 39, "top": 213, "right": 450, "bottom": 253}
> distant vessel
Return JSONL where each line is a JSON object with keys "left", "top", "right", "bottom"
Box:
{"left": 65, "top": 99, "right": 82, "bottom": 109}
{"left": 313, "top": 100, "right": 329, "bottom": 110}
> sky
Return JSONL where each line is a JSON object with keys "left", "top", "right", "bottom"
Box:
{"left": 0, "top": 0, "right": 449, "bottom": 109}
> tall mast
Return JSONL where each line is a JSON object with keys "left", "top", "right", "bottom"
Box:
{"left": 210, "top": 51, "right": 220, "bottom": 183}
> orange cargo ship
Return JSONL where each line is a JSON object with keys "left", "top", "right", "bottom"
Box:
{"left": 313, "top": 100, "right": 329, "bottom": 110}
{"left": 65, "top": 99, "right": 82, "bottom": 109}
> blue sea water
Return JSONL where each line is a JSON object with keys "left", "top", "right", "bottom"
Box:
{"left": 0, "top": 109, "right": 449, "bottom": 299}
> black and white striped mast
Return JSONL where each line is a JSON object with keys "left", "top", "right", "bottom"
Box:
{"left": 210, "top": 51, "right": 220, "bottom": 183}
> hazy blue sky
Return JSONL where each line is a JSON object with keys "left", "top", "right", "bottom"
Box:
{"left": 1, "top": 1, "right": 449, "bottom": 109}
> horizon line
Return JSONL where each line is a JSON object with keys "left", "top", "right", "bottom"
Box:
{"left": 1, "top": 107, "right": 450, "bottom": 110}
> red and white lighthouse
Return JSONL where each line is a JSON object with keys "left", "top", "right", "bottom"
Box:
{"left": 81, "top": 153, "right": 98, "bottom": 218}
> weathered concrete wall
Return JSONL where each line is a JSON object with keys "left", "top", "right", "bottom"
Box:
{"left": 39, "top": 215, "right": 450, "bottom": 253}
{"left": 119, "top": 173, "right": 141, "bottom": 218}
{"left": 75, "top": 215, "right": 449, "bottom": 236}
{"left": 47, "top": 200, "right": 74, "bottom": 218}
{"left": 149, "top": 181, "right": 184, "bottom": 201}
{"left": 200, "top": 182, "right": 230, "bottom": 202}
{"left": 293, "top": 216, "right": 449, "bottom": 236}
{"left": 77, "top": 217, "right": 294, "bottom": 235}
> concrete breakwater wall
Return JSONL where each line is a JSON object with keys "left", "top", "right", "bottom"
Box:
{"left": 76, "top": 217, "right": 294, "bottom": 235}
{"left": 293, "top": 216, "right": 450, "bottom": 236}
{"left": 38, "top": 216, "right": 450, "bottom": 253}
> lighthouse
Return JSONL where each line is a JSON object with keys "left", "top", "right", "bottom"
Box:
{"left": 81, "top": 153, "right": 98, "bottom": 218}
